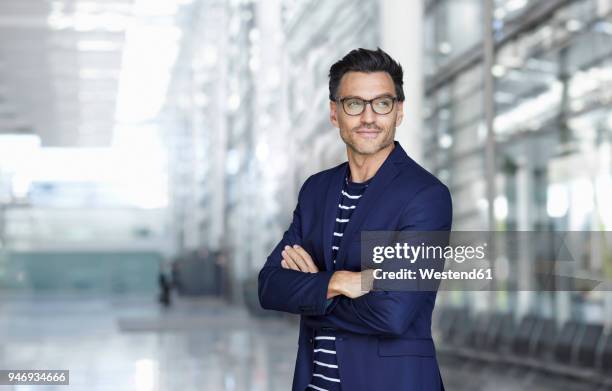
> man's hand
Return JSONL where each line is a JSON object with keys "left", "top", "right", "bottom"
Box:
{"left": 327, "top": 270, "right": 374, "bottom": 299}
{"left": 280, "top": 245, "right": 319, "bottom": 273}
{"left": 280, "top": 246, "right": 374, "bottom": 300}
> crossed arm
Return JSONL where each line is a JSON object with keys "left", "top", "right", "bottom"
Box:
{"left": 280, "top": 244, "right": 370, "bottom": 299}
{"left": 258, "top": 182, "right": 452, "bottom": 337}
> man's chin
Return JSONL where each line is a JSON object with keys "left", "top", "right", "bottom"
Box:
{"left": 350, "top": 141, "right": 385, "bottom": 156}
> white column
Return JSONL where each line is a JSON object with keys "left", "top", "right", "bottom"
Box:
{"left": 380, "top": 0, "right": 423, "bottom": 163}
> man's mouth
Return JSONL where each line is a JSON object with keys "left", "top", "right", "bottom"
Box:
{"left": 355, "top": 129, "right": 381, "bottom": 139}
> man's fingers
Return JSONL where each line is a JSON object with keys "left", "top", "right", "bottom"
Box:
{"left": 281, "top": 244, "right": 319, "bottom": 273}
{"left": 293, "top": 245, "right": 318, "bottom": 272}
{"left": 283, "top": 246, "right": 309, "bottom": 272}
{"left": 281, "top": 250, "right": 300, "bottom": 271}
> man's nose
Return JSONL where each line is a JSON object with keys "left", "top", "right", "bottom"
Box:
{"left": 360, "top": 102, "right": 376, "bottom": 123}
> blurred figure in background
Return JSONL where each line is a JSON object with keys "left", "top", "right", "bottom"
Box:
{"left": 158, "top": 259, "right": 173, "bottom": 307}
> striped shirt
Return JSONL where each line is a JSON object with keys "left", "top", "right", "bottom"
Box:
{"left": 306, "top": 175, "right": 370, "bottom": 391}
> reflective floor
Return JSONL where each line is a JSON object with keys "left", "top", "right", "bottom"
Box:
{"left": 0, "top": 295, "right": 606, "bottom": 391}
{"left": 0, "top": 295, "right": 297, "bottom": 391}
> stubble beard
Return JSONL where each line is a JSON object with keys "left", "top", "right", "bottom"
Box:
{"left": 341, "top": 123, "right": 395, "bottom": 156}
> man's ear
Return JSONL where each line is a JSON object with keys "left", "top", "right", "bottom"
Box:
{"left": 395, "top": 100, "right": 404, "bottom": 127}
{"left": 330, "top": 100, "right": 339, "bottom": 128}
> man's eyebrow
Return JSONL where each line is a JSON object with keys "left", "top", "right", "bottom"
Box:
{"left": 341, "top": 93, "right": 395, "bottom": 100}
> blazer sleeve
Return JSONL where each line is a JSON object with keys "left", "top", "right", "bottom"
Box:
{"left": 258, "top": 176, "right": 336, "bottom": 316}
{"left": 303, "top": 183, "right": 452, "bottom": 336}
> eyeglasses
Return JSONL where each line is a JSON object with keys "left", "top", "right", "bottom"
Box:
{"left": 337, "top": 96, "right": 397, "bottom": 116}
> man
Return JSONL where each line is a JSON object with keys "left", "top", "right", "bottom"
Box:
{"left": 258, "top": 48, "right": 452, "bottom": 391}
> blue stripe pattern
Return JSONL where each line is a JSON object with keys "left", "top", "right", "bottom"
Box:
{"left": 306, "top": 175, "right": 370, "bottom": 391}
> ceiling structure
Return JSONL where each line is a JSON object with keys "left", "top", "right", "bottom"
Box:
{"left": 0, "top": 0, "right": 135, "bottom": 146}
{"left": 0, "top": 0, "right": 192, "bottom": 147}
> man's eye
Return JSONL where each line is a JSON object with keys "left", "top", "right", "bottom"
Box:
{"left": 375, "top": 99, "right": 392, "bottom": 108}
{"left": 347, "top": 100, "right": 362, "bottom": 108}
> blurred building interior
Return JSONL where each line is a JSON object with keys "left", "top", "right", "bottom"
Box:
{"left": 0, "top": 0, "right": 611, "bottom": 390}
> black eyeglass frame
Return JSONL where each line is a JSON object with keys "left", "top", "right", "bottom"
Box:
{"left": 336, "top": 96, "right": 398, "bottom": 116}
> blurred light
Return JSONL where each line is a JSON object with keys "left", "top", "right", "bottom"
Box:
{"left": 249, "top": 57, "right": 260, "bottom": 72}
{"left": 274, "top": 31, "right": 284, "bottom": 44}
{"left": 0, "top": 136, "right": 42, "bottom": 200}
{"left": 596, "top": 176, "right": 612, "bottom": 229}
{"left": 570, "top": 178, "right": 594, "bottom": 228}
{"left": 229, "top": 15, "right": 241, "bottom": 37}
{"left": 477, "top": 198, "right": 488, "bottom": 211}
{"left": 201, "top": 46, "right": 218, "bottom": 67}
{"left": 74, "top": 2, "right": 133, "bottom": 14}
{"left": 249, "top": 28, "right": 260, "bottom": 42}
{"left": 228, "top": 94, "right": 241, "bottom": 112}
{"left": 50, "top": 1, "right": 64, "bottom": 12}
{"left": 492, "top": 64, "right": 506, "bottom": 78}
{"left": 133, "top": 1, "right": 177, "bottom": 16}
{"left": 47, "top": 15, "right": 72, "bottom": 30}
{"left": 569, "top": 70, "right": 597, "bottom": 98}
{"left": 266, "top": 68, "right": 281, "bottom": 88}
{"left": 477, "top": 122, "right": 487, "bottom": 142}
{"left": 77, "top": 40, "right": 122, "bottom": 51}
{"left": 438, "top": 42, "right": 451, "bottom": 54}
{"left": 11, "top": 174, "right": 32, "bottom": 199}
{"left": 439, "top": 134, "right": 453, "bottom": 149}
{"left": 111, "top": 124, "right": 168, "bottom": 209}
{"left": 48, "top": 10, "right": 131, "bottom": 32}
{"left": 256, "top": 142, "right": 268, "bottom": 161}
{"left": 494, "top": 196, "right": 508, "bottom": 220}
{"left": 495, "top": 81, "right": 562, "bottom": 135}
{"left": 2, "top": 139, "right": 168, "bottom": 209}
{"left": 506, "top": 0, "right": 528, "bottom": 12}
{"left": 114, "top": 0, "right": 183, "bottom": 122}
{"left": 494, "top": 8, "right": 506, "bottom": 20}
{"left": 74, "top": 15, "right": 107, "bottom": 32}
{"left": 547, "top": 183, "right": 569, "bottom": 218}
{"left": 115, "top": 23, "right": 182, "bottom": 122}
{"left": 566, "top": 19, "right": 582, "bottom": 32}
{"left": 78, "top": 91, "right": 117, "bottom": 102}
{"left": 133, "top": 359, "right": 156, "bottom": 391}
{"left": 79, "top": 69, "right": 121, "bottom": 79}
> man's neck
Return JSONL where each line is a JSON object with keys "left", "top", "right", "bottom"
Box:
{"left": 346, "top": 142, "right": 395, "bottom": 183}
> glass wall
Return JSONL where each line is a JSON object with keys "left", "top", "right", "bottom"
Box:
{"left": 424, "top": 0, "right": 612, "bottom": 324}
{"left": 163, "top": 0, "right": 382, "bottom": 302}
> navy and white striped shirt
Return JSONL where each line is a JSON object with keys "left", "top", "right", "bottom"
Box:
{"left": 306, "top": 174, "right": 370, "bottom": 391}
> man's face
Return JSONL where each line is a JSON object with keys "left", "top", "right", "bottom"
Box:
{"left": 330, "top": 71, "right": 403, "bottom": 156}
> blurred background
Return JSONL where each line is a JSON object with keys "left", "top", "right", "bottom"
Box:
{"left": 0, "top": 0, "right": 610, "bottom": 390}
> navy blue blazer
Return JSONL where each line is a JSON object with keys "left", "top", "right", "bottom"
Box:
{"left": 258, "top": 141, "right": 452, "bottom": 391}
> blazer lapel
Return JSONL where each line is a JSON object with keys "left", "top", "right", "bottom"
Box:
{"left": 335, "top": 143, "right": 405, "bottom": 269}
{"left": 322, "top": 163, "right": 348, "bottom": 271}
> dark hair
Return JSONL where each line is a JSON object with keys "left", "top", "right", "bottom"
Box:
{"left": 328, "top": 47, "right": 404, "bottom": 102}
